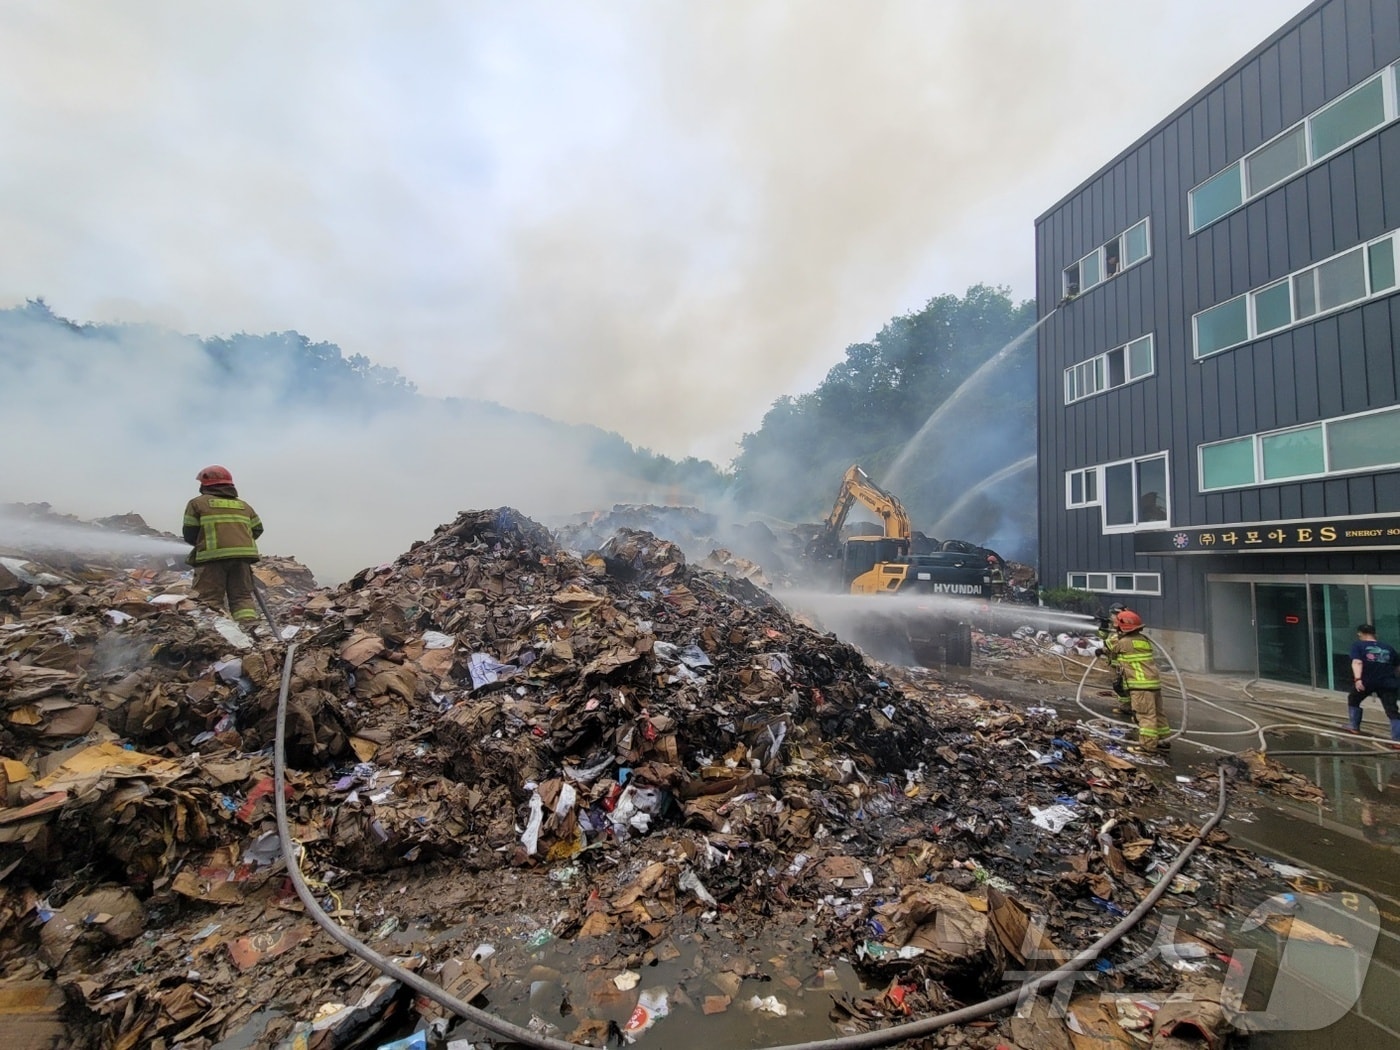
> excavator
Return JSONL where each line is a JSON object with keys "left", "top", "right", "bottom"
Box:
{"left": 804, "top": 465, "right": 1002, "bottom": 666}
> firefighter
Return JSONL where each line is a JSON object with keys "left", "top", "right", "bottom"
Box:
{"left": 1111, "top": 610, "right": 1169, "bottom": 753}
{"left": 182, "top": 465, "right": 264, "bottom": 626}
{"left": 1097, "top": 603, "right": 1131, "bottom": 714}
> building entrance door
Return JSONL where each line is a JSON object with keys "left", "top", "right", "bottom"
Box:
{"left": 1254, "top": 583, "right": 1311, "bottom": 685}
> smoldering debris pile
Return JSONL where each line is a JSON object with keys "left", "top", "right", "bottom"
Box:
{"left": 556, "top": 504, "right": 801, "bottom": 586}
{"left": 0, "top": 508, "right": 1305, "bottom": 1049}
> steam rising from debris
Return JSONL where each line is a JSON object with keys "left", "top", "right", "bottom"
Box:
{"left": 0, "top": 313, "right": 678, "bottom": 584}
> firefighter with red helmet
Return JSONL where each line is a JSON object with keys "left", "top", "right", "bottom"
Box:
{"left": 1111, "top": 609, "right": 1170, "bottom": 753}
{"left": 182, "top": 466, "right": 264, "bottom": 625}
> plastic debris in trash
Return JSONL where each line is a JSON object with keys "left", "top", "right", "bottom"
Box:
{"left": 1026, "top": 705, "right": 1057, "bottom": 718}
{"left": 613, "top": 971, "right": 641, "bottom": 991}
{"left": 1030, "top": 803, "right": 1079, "bottom": 833}
{"left": 678, "top": 868, "right": 718, "bottom": 906}
{"left": 746, "top": 995, "right": 789, "bottom": 1016}
{"left": 520, "top": 787, "right": 544, "bottom": 855}
{"left": 376, "top": 1032, "right": 427, "bottom": 1050}
{"left": 622, "top": 987, "right": 670, "bottom": 1043}
{"left": 467, "top": 652, "right": 516, "bottom": 690}
{"left": 421, "top": 630, "right": 455, "bottom": 650}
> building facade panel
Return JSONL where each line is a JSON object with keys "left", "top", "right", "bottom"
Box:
{"left": 1036, "top": 0, "right": 1400, "bottom": 682}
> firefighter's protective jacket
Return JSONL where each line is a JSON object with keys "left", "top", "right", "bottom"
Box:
{"left": 182, "top": 485, "right": 263, "bottom": 564}
{"left": 1112, "top": 632, "right": 1161, "bottom": 690}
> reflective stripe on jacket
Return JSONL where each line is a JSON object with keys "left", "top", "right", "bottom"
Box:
{"left": 183, "top": 494, "right": 262, "bottom": 563}
{"left": 1113, "top": 634, "right": 1161, "bottom": 690}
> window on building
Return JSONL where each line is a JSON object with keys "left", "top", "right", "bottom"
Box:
{"left": 1194, "top": 231, "right": 1400, "bottom": 358}
{"left": 1293, "top": 270, "right": 1318, "bottom": 319}
{"left": 1190, "top": 165, "right": 1244, "bottom": 230}
{"left": 1316, "top": 247, "right": 1366, "bottom": 311}
{"left": 1122, "top": 220, "right": 1150, "bottom": 267}
{"left": 1127, "top": 335, "right": 1153, "bottom": 379}
{"left": 1200, "top": 436, "right": 1256, "bottom": 489}
{"left": 1246, "top": 125, "right": 1307, "bottom": 195}
{"left": 1190, "top": 66, "right": 1400, "bottom": 232}
{"left": 1102, "top": 453, "right": 1169, "bottom": 531}
{"left": 1201, "top": 406, "right": 1400, "bottom": 491}
{"left": 1309, "top": 76, "right": 1386, "bottom": 158}
{"left": 1066, "top": 467, "right": 1099, "bottom": 508}
{"left": 1371, "top": 239, "right": 1398, "bottom": 293}
{"left": 1080, "top": 250, "right": 1102, "bottom": 289}
{"left": 1061, "top": 219, "right": 1150, "bottom": 299}
{"left": 1260, "top": 425, "right": 1325, "bottom": 481}
{"left": 1252, "top": 280, "right": 1291, "bottom": 334}
{"left": 1194, "top": 296, "right": 1249, "bottom": 357}
{"left": 1068, "top": 571, "right": 1162, "bottom": 596}
{"left": 1063, "top": 261, "right": 1081, "bottom": 298}
{"left": 1326, "top": 406, "right": 1400, "bottom": 472}
{"left": 1064, "top": 335, "right": 1154, "bottom": 404}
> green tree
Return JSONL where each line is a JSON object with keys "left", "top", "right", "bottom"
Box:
{"left": 732, "top": 285, "right": 1037, "bottom": 558}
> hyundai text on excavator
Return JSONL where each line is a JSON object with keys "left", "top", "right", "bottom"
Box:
{"left": 804, "top": 465, "right": 1003, "bottom": 666}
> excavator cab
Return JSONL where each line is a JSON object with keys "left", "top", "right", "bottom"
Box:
{"left": 841, "top": 535, "right": 908, "bottom": 591}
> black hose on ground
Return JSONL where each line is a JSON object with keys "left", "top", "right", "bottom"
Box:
{"left": 273, "top": 642, "right": 1234, "bottom": 1050}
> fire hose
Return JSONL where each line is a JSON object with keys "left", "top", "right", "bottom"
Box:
{"left": 274, "top": 640, "right": 1233, "bottom": 1050}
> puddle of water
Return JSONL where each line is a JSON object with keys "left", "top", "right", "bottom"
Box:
{"left": 424, "top": 925, "right": 877, "bottom": 1048}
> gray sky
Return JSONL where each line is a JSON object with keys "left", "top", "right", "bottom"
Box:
{"left": 0, "top": 1, "right": 1308, "bottom": 463}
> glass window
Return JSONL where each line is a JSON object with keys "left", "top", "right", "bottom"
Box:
{"left": 1104, "top": 462, "right": 1135, "bottom": 526}
{"left": 1195, "top": 297, "right": 1249, "bottom": 356}
{"left": 1369, "top": 237, "right": 1397, "bottom": 293}
{"left": 1326, "top": 407, "right": 1400, "bottom": 472}
{"left": 1127, "top": 336, "right": 1153, "bottom": 380}
{"left": 1088, "top": 574, "right": 1110, "bottom": 591}
{"left": 1080, "top": 250, "right": 1102, "bottom": 289}
{"left": 1114, "top": 574, "right": 1135, "bottom": 591}
{"left": 1201, "top": 437, "right": 1256, "bottom": 490}
{"left": 1070, "top": 472, "right": 1084, "bottom": 505}
{"left": 1122, "top": 220, "right": 1149, "bottom": 266}
{"left": 1134, "top": 575, "right": 1161, "bottom": 594}
{"left": 1261, "top": 425, "right": 1324, "bottom": 480}
{"left": 1106, "top": 346, "right": 1126, "bottom": 388}
{"left": 1253, "top": 280, "right": 1292, "bottom": 334}
{"left": 1191, "top": 165, "right": 1244, "bottom": 230}
{"left": 1069, "top": 573, "right": 1088, "bottom": 589}
{"left": 1063, "top": 262, "right": 1081, "bottom": 297}
{"left": 1136, "top": 456, "right": 1168, "bottom": 522}
{"left": 1309, "top": 76, "right": 1385, "bottom": 158}
{"left": 1084, "top": 469, "right": 1097, "bottom": 503}
{"left": 1316, "top": 247, "right": 1366, "bottom": 311}
{"left": 1372, "top": 585, "right": 1400, "bottom": 655}
{"left": 1293, "top": 271, "right": 1318, "bottom": 319}
{"left": 1246, "top": 125, "right": 1307, "bottom": 195}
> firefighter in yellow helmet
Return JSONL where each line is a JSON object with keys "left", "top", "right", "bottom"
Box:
{"left": 182, "top": 465, "right": 264, "bottom": 625}
{"left": 1111, "top": 609, "right": 1170, "bottom": 753}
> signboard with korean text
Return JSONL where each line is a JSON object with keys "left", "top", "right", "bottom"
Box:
{"left": 1134, "top": 514, "right": 1400, "bottom": 555}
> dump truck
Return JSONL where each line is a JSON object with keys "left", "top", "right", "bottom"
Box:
{"left": 804, "top": 465, "right": 1002, "bottom": 666}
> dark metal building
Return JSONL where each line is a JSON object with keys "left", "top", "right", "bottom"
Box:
{"left": 1035, "top": 0, "right": 1400, "bottom": 685}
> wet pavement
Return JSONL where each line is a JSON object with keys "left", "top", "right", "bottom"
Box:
{"left": 950, "top": 653, "right": 1400, "bottom": 1049}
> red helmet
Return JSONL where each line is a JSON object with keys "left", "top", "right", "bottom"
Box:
{"left": 1116, "top": 609, "right": 1144, "bottom": 632}
{"left": 197, "top": 465, "right": 234, "bottom": 486}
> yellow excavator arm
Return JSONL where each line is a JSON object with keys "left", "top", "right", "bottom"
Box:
{"left": 821, "top": 465, "right": 912, "bottom": 541}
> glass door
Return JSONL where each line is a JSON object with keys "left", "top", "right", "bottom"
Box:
{"left": 1372, "top": 586, "right": 1400, "bottom": 650}
{"left": 1255, "top": 583, "right": 1312, "bottom": 685}
{"left": 1310, "top": 583, "right": 1367, "bottom": 691}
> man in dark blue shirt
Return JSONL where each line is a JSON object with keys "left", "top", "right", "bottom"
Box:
{"left": 1347, "top": 624, "right": 1400, "bottom": 742}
